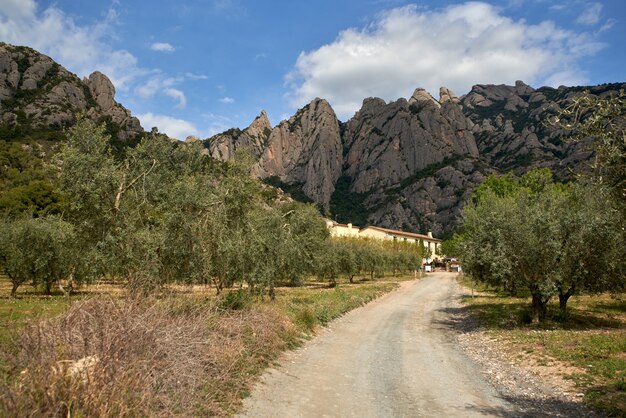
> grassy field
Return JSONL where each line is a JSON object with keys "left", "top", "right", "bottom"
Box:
{"left": 0, "top": 275, "right": 126, "bottom": 343}
{"left": 459, "top": 276, "right": 626, "bottom": 417}
{"left": 0, "top": 273, "right": 417, "bottom": 416}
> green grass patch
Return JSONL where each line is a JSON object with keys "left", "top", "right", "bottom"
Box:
{"left": 0, "top": 275, "right": 77, "bottom": 344}
{"left": 458, "top": 276, "right": 626, "bottom": 416}
{"left": 0, "top": 297, "right": 72, "bottom": 343}
{"left": 274, "top": 279, "right": 400, "bottom": 334}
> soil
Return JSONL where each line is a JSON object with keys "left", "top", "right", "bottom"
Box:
{"left": 239, "top": 272, "right": 602, "bottom": 417}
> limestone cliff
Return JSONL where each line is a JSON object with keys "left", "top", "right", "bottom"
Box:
{"left": 207, "top": 81, "right": 624, "bottom": 236}
{"left": 462, "top": 81, "right": 625, "bottom": 181}
{"left": 0, "top": 43, "right": 142, "bottom": 142}
{"left": 342, "top": 86, "right": 478, "bottom": 192}
{"left": 336, "top": 87, "right": 483, "bottom": 234}
{"left": 207, "top": 110, "right": 272, "bottom": 161}
{"left": 207, "top": 98, "right": 343, "bottom": 211}
{"left": 5, "top": 44, "right": 622, "bottom": 236}
{"left": 253, "top": 98, "right": 342, "bottom": 211}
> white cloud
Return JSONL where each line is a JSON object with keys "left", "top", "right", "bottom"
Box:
{"left": 543, "top": 70, "right": 588, "bottom": 88}
{"left": 599, "top": 18, "right": 616, "bottom": 32}
{"left": 135, "top": 75, "right": 172, "bottom": 98}
{"left": 212, "top": 0, "right": 246, "bottom": 15}
{"left": 219, "top": 96, "right": 235, "bottom": 103}
{"left": 286, "top": 2, "right": 606, "bottom": 119}
{"left": 185, "top": 72, "right": 209, "bottom": 80}
{"left": 150, "top": 42, "right": 175, "bottom": 52}
{"left": 506, "top": 0, "right": 525, "bottom": 8}
{"left": 549, "top": 4, "right": 566, "bottom": 12}
{"left": 164, "top": 88, "right": 187, "bottom": 109}
{"left": 576, "top": 2, "right": 602, "bottom": 25}
{"left": 213, "top": 0, "right": 234, "bottom": 10}
{"left": 135, "top": 74, "right": 204, "bottom": 109}
{"left": 0, "top": 0, "right": 145, "bottom": 91}
{"left": 0, "top": 0, "right": 36, "bottom": 19}
{"left": 138, "top": 113, "right": 199, "bottom": 140}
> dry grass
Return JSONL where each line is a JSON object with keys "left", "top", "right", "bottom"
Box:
{"left": 1, "top": 296, "right": 294, "bottom": 417}
{"left": 0, "top": 274, "right": 415, "bottom": 416}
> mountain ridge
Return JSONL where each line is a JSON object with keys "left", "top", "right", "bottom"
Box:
{"left": 0, "top": 43, "right": 143, "bottom": 145}
{"left": 205, "top": 80, "right": 625, "bottom": 236}
{"left": 1, "top": 43, "right": 623, "bottom": 236}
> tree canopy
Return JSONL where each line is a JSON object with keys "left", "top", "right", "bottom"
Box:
{"left": 1, "top": 117, "right": 422, "bottom": 297}
{"left": 457, "top": 169, "right": 624, "bottom": 321}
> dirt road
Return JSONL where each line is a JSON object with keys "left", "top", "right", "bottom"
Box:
{"left": 238, "top": 272, "right": 519, "bottom": 417}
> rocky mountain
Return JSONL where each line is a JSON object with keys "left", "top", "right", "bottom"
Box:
{"left": 208, "top": 110, "right": 272, "bottom": 161}
{"left": 2, "top": 43, "right": 622, "bottom": 236}
{"left": 209, "top": 98, "right": 343, "bottom": 211}
{"left": 0, "top": 43, "right": 143, "bottom": 143}
{"left": 462, "top": 80, "right": 603, "bottom": 180}
{"left": 206, "top": 81, "right": 625, "bottom": 236}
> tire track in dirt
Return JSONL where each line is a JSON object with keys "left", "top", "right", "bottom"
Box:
{"left": 238, "top": 273, "right": 517, "bottom": 417}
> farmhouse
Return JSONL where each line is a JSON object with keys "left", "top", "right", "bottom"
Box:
{"left": 324, "top": 220, "right": 360, "bottom": 238}
{"left": 324, "top": 220, "right": 443, "bottom": 259}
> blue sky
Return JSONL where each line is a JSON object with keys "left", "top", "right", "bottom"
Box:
{"left": 1, "top": 0, "right": 624, "bottom": 139}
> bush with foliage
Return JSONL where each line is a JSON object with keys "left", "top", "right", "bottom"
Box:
{"left": 457, "top": 169, "right": 624, "bottom": 322}
{"left": 0, "top": 216, "right": 75, "bottom": 295}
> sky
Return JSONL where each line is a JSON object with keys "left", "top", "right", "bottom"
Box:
{"left": 0, "top": 0, "right": 624, "bottom": 139}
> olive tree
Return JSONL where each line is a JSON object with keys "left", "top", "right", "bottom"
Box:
{"left": 334, "top": 238, "right": 360, "bottom": 283}
{"left": 551, "top": 182, "right": 625, "bottom": 317}
{"left": 459, "top": 169, "right": 624, "bottom": 321}
{"left": 0, "top": 217, "right": 75, "bottom": 296}
{"left": 56, "top": 117, "right": 220, "bottom": 291}
{"left": 552, "top": 90, "right": 625, "bottom": 213}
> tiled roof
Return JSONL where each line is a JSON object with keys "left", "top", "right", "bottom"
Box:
{"left": 360, "top": 226, "right": 442, "bottom": 242}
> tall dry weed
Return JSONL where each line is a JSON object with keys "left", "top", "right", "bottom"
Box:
{"left": 1, "top": 296, "right": 294, "bottom": 417}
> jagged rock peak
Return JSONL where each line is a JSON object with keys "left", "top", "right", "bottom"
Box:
{"left": 254, "top": 97, "right": 342, "bottom": 210}
{"left": 439, "top": 86, "right": 459, "bottom": 104}
{"left": 246, "top": 111, "right": 271, "bottom": 138}
{"left": 514, "top": 80, "right": 534, "bottom": 95}
{"left": 297, "top": 97, "right": 335, "bottom": 118}
{"left": 85, "top": 71, "right": 115, "bottom": 111}
{"left": 248, "top": 110, "right": 272, "bottom": 132}
{"left": 0, "top": 43, "right": 141, "bottom": 141}
{"left": 357, "top": 97, "right": 388, "bottom": 116}
{"left": 408, "top": 88, "right": 441, "bottom": 108}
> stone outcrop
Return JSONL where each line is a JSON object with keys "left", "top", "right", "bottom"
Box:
{"left": 439, "top": 86, "right": 459, "bottom": 104}
{"left": 85, "top": 71, "right": 115, "bottom": 110}
{"left": 207, "top": 110, "right": 272, "bottom": 161}
{"left": 409, "top": 88, "right": 440, "bottom": 108}
{"left": 0, "top": 43, "right": 142, "bottom": 141}
{"left": 343, "top": 93, "right": 478, "bottom": 193}
{"left": 207, "top": 88, "right": 486, "bottom": 233}
{"left": 337, "top": 89, "right": 481, "bottom": 234}
{"left": 461, "top": 81, "right": 625, "bottom": 182}
{"left": 253, "top": 99, "right": 342, "bottom": 210}
{"left": 207, "top": 81, "right": 624, "bottom": 235}
{"left": 207, "top": 99, "right": 343, "bottom": 211}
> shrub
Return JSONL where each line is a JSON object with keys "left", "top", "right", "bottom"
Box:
{"left": 294, "top": 308, "right": 318, "bottom": 332}
{"left": 219, "top": 289, "right": 253, "bottom": 311}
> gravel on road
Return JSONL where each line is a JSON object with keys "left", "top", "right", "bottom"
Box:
{"left": 238, "top": 273, "right": 600, "bottom": 417}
